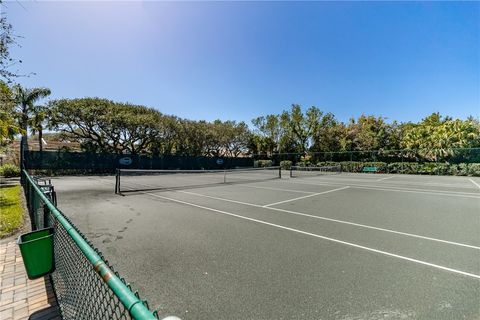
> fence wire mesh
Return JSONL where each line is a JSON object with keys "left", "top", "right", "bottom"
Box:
{"left": 22, "top": 171, "right": 160, "bottom": 320}
{"left": 49, "top": 216, "right": 132, "bottom": 320}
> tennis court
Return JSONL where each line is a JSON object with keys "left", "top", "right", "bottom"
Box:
{"left": 50, "top": 169, "right": 479, "bottom": 319}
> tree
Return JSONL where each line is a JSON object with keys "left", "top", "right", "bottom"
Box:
{"left": 0, "top": 81, "right": 21, "bottom": 147}
{"left": 220, "top": 121, "right": 251, "bottom": 157}
{"left": 0, "top": 2, "right": 22, "bottom": 82}
{"left": 341, "top": 115, "right": 390, "bottom": 151}
{"left": 12, "top": 85, "right": 51, "bottom": 147}
{"left": 149, "top": 115, "right": 179, "bottom": 156}
{"left": 280, "top": 104, "right": 322, "bottom": 153}
{"left": 48, "top": 98, "right": 165, "bottom": 154}
{"left": 311, "top": 112, "right": 344, "bottom": 152}
{"left": 174, "top": 119, "right": 209, "bottom": 156}
{"left": 28, "top": 104, "right": 47, "bottom": 151}
{"left": 401, "top": 113, "right": 480, "bottom": 161}
{"left": 251, "top": 114, "right": 282, "bottom": 155}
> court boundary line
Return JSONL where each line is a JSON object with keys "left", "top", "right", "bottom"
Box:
{"left": 303, "top": 174, "right": 478, "bottom": 189}
{"left": 175, "top": 189, "right": 480, "bottom": 251}
{"left": 468, "top": 178, "right": 480, "bottom": 190}
{"left": 135, "top": 189, "right": 480, "bottom": 280}
{"left": 263, "top": 186, "right": 349, "bottom": 207}
{"left": 376, "top": 176, "right": 395, "bottom": 182}
{"left": 246, "top": 184, "right": 315, "bottom": 194}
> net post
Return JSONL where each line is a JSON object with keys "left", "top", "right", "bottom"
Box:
{"left": 223, "top": 169, "right": 227, "bottom": 183}
{"left": 290, "top": 166, "right": 293, "bottom": 178}
{"left": 278, "top": 166, "right": 282, "bottom": 179}
{"left": 115, "top": 169, "right": 120, "bottom": 194}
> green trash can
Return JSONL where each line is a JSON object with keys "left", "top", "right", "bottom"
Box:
{"left": 17, "top": 228, "right": 55, "bottom": 279}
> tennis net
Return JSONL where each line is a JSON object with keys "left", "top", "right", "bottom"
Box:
{"left": 290, "top": 165, "right": 342, "bottom": 178}
{"left": 115, "top": 166, "right": 282, "bottom": 194}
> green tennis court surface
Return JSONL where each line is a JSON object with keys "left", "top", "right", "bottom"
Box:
{"left": 52, "top": 172, "right": 480, "bottom": 319}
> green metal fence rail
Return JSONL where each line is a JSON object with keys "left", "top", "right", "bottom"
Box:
{"left": 22, "top": 170, "right": 161, "bottom": 320}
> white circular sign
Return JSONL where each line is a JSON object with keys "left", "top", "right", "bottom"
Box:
{"left": 216, "top": 159, "right": 224, "bottom": 165}
{"left": 119, "top": 157, "right": 133, "bottom": 165}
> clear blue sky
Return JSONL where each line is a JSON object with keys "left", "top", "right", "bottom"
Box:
{"left": 6, "top": 1, "right": 480, "bottom": 124}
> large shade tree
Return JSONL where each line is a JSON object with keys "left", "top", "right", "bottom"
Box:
{"left": 279, "top": 104, "right": 322, "bottom": 154}
{"left": 48, "top": 98, "right": 163, "bottom": 154}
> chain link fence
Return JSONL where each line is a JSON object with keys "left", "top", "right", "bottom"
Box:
{"left": 253, "top": 148, "right": 480, "bottom": 176}
{"left": 24, "top": 150, "right": 253, "bottom": 174}
{"left": 22, "top": 171, "right": 165, "bottom": 320}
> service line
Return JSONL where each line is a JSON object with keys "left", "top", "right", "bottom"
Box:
{"left": 262, "top": 186, "right": 349, "bottom": 207}
{"left": 376, "top": 176, "right": 395, "bottom": 182}
{"left": 468, "top": 178, "right": 480, "bottom": 190}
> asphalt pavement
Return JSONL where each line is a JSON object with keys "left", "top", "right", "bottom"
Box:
{"left": 51, "top": 172, "right": 480, "bottom": 320}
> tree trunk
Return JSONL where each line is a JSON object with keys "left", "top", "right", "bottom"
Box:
{"left": 38, "top": 128, "right": 43, "bottom": 152}
{"left": 21, "top": 103, "right": 28, "bottom": 141}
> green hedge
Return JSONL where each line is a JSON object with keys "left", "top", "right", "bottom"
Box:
{"left": 254, "top": 160, "right": 273, "bottom": 168}
{"left": 0, "top": 164, "right": 21, "bottom": 178}
{"left": 313, "top": 161, "right": 480, "bottom": 176}
{"left": 280, "top": 160, "right": 292, "bottom": 170}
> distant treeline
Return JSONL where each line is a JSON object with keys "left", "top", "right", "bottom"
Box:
{"left": 2, "top": 93, "right": 480, "bottom": 162}
{"left": 46, "top": 98, "right": 480, "bottom": 160}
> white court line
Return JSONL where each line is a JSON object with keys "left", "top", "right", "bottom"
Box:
{"left": 263, "top": 186, "right": 349, "bottom": 207}
{"left": 134, "top": 189, "right": 480, "bottom": 280}
{"left": 246, "top": 184, "right": 315, "bottom": 194}
{"left": 177, "top": 189, "right": 480, "bottom": 251}
{"left": 468, "top": 179, "right": 480, "bottom": 190}
{"left": 376, "top": 176, "right": 395, "bottom": 182}
{"left": 283, "top": 179, "right": 480, "bottom": 199}
{"left": 303, "top": 175, "right": 477, "bottom": 189}
{"left": 119, "top": 179, "right": 480, "bottom": 250}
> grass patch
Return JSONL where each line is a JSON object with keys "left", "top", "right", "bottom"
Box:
{"left": 0, "top": 185, "right": 24, "bottom": 238}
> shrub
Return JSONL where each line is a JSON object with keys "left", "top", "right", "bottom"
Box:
{"left": 436, "top": 163, "right": 450, "bottom": 175}
{"left": 338, "top": 161, "right": 363, "bottom": 173}
{"left": 418, "top": 162, "right": 436, "bottom": 175}
{"left": 296, "top": 161, "right": 312, "bottom": 167}
{"left": 254, "top": 160, "right": 273, "bottom": 168}
{"left": 286, "top": 160, "right": 480, "bottom": 176}
{"left": 451, "top": 163, "right": 466, "bottom": 176}
{"left": 388, "top": 162, "right": 422, "bottom": 174}
{"left": 468, "top": 163, "right": 480, "bottom": 176}
{"left": 316, "top": 161, "right": 338, "bottom": 167}
{"left": 280, "top": 160, "right": 292, "bottom": 170}
{"left": 0, "top": 164, "right": 20, "bottom": 178}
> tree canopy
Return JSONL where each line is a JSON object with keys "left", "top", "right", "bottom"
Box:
{"left": 47, "top": 98, "right": 252, "bottom": 157}
{"left": 2, "top": 93, "right": 478, "bottom": 160}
